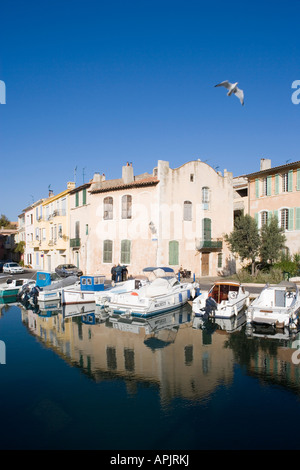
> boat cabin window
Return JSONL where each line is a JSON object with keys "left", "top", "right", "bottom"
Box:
{"left": 210, "top": 284, "right": 239, "bottom": 303}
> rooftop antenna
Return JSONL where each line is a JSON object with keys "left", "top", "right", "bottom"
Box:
{"left": 83, "top": 167, "right": 86, "bottom": 184}
{"left": 74, "top": 166, "right": 77, "bottom": 186}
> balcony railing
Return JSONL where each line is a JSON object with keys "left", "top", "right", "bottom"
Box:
{"left": 195, "top": 238, "right": 223, "bottom": 251}
{"left": 70, "top": 238, "right": 81, "bottom": 248}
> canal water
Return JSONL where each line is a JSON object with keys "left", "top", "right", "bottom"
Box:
{"left": 1, "top": 299, "right": 300, "bottom": 450}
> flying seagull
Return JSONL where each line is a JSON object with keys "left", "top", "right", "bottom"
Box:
{"left": 215, "top": 80, "right": 244, "bottom": 106}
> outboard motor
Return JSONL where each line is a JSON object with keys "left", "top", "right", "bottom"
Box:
{"left": 30, "top": 285, "right": 41, "bottom": 304}
{"left": 205, "top": 296, "right": 217, "bottom": 316}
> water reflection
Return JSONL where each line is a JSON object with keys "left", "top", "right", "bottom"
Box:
{"left": 19, "top": 301, "right": 300, "bottom": 402}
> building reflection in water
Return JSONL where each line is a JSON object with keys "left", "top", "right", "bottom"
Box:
{"left": 20, "top": 301, "right": 300, "bottom": 403}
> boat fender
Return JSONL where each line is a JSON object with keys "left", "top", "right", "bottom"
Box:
{"left": 187, "top": 289, "right": 191, "bottom": 300}
{"left": 131, "top": 292, "right": 138, "bottom": 296}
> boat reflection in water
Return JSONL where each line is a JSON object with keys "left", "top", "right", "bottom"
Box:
{"left": 19, "top": 299, "right": 300, "bottom": 406}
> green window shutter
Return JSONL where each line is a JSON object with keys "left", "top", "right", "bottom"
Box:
{"left": 288, "top": 208, "right": 294, "bottom": 231}
{"left": 169, "top": 240, "right": 179, "bottom": 265}
{"left": 75, "top": 192, "right": 79, "bottom": 207}
{"left": 121, "top": 240, "right": 131, "bottom": 264}
{"left": 267, "top": 176, "right": 272, "bottom": 196}
{"left": 82, "top": 189, "right": 86, "bottom": 205}
{"left": 103, "top": 240, "right": 113, "bottom": 263}
{"left": 296, "top": 208, "right": 300, "bottom": 230}
{"left": 297, "top": 169, "right": 300, "bottom": 190}
{"left": 273, "top": 210, "right": 279, "bottom": 225}
{"left": 288, "top": 170, "right": 293, "bottom": 192}
{"left": 255, "top": 179, "right": 259, "bottom": 198}
{"left": 275, "top": 174, "right": 280, "bottom": 194}
{"left": 254, "top": 213, "right": 258, "bottom": 225}
{"left": 203, "top": 218, "right": 211, "bottom": 241}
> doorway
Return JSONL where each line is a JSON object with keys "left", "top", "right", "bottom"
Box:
{"left": 201, "top": 253, "right": 209, "bottom": 276}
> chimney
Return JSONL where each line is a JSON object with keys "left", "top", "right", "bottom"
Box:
{"left": 122, "top": 162, "right": 134, "bottom": 184}
{"left": 67, "top": 182, "right": 76, "bottom": 190}
{"left": 260, "top": 158, "right": 271, "bottom": 171}
{"left": 49, "top": 189, "right": 54, "bottom": 197}
{"left": 90, "top": 172, "right": 106, "bottom": 191}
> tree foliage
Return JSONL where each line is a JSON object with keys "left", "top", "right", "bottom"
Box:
{"left": 259, "top": 215, "right": 286, "bottom": 264}
{"left": 225, "top": 213, "right": 288, "bottom": 276}
{"left": 0, "top": 214, "right": 11, "bottom": 227}
{"left": 225, "top": 214, "right": 260, "bottom": 275}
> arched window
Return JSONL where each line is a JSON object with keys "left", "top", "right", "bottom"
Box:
{"left": 261, "top": 211, "right": 268, "bottom": 227}
{"left": 169, "top": 240, "right": 179, "bottom": 265}
{"left": 121, "top": 195, "right": 132, "bottom": 219}
{"left": 103, "top": 240, "right": 113, "bottom": 263}
{"left": 103, "top": 197, "right": 113, "bottom": 220}
{"left": 183, "top": 201, "right": 192, "bottom": 221}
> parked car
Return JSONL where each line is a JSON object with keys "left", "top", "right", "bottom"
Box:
{"left": 55, "top": 264, "right": 83, "bottom": 278}
{"left": 3, "top": 262, "right": 24, "bottom": 274}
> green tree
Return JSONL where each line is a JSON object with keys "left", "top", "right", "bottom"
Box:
{"left": 225, "top": 214, "right": 260, "bottom": 276}
{"left": 259, "top": 215, "right": 286, "bottom": 265}
{"left": 0, "top": 214, "right": 11, "bottom": 227}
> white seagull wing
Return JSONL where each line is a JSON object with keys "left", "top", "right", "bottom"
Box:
{"left": 234, "top": 87, "right": 244, "bottom": 105}
{"left": 215, "top": 80, "right": 232, "bottom": 90}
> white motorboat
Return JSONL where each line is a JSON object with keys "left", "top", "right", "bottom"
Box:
{"left": 95, "top": 277, "right": 149, "bottom": 308}
{"left": 106, "top": 267, "right": 199, "bottom": 318}
{"left": 17, "top": 271, "right": 78, "bottom": 304}
{"left": 0, "top": 278, "right": 34, "bottom": 299}
{"left": 61, "top": 275, "right": 107, "bottom": 305}
{"left": 246, "top": 281, "right": 300, "bottom": 330}
{"left": 192, "top": 281, "right": 250, "bottom": 318}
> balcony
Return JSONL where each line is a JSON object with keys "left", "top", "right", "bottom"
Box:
{"left": 70, "top": 238, "right": 81, "bottom": 248}
{"left": 195, "top": 238, "right": 223, "bottom": 252}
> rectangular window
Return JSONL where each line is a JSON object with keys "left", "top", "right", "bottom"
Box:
{"left": 255, "top": 179, "right": 259, "bottom": 198}
{"left": 103, "top": 197, "right": 113, "bottom": 220}
{"left": 86, "top": 224, "right": 88, "bottom": 235}
{"left": 183, "top": 201, "right": 192, "bottom": 221}
{"left": 297, "top": 169, "right": 300, "bottom": 191}
{"left": 217, "top": 253, "right": 222, "bottom": 268}
{"left": 169, "top": 240, "right": 179, "bottom": 265}
{"left": 296, "top": 208, "right": 300, "bottom": 230}
{"left": 281, "top": 209, "right": 289, "bottom": 230}
{"left": 121, "top": 195, "right": 132, "bottom": 219}
{"left": 103, "top": 240, "right": 113, "bottom": 263}
{"left": 121, "top": 240, "right": 131, "bottom": 264}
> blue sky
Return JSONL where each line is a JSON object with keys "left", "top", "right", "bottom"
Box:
{"left": 1, "top": 0, "right": 300, "bottom": 221}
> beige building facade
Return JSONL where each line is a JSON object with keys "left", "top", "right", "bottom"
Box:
{"left": 87, "top": 160, "right": 234, "bottom": 278}
{"left": 245, "top": 158, "right": 300, "bottom": 256}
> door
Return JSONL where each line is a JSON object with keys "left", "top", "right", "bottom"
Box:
{"left": 47, "top": 255, "right": 51, "bottom": 272}
{"left": 201, "top": 253, "right": 209, "bottom": 276}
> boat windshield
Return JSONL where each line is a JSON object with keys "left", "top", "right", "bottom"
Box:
{"left": 209, "top": 284, "right": 239, "bottom": 304}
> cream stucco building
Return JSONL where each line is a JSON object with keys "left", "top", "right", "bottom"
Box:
{"left": 87, "top": 160, "right": 234, "bottom": 278}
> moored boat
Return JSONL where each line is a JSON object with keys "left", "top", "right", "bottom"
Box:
{"left": 0, "top": 278, "right": 34, "bottom": 298}
{"left": 61, "top": 275, "right": 106, "bottom": 305}
{"left": 106, "top": 267, "right": 199, "bottom": 318}
{"left": 246, "top": 281, "right": 300, "bottom": 330}
{"left": 192, "top": 280, "right": 250, "bottom": 318}
{"left": 95, "top": 277, "right": 149, "bottom": 308}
